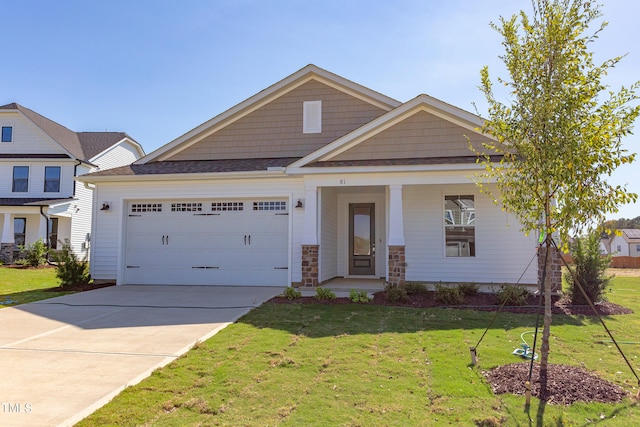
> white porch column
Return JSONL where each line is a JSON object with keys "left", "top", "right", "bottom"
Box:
{"left": 38, "top": 213, "right": 48, "bottom": 243}
{"left": 388, "top": 184, "right": 405, "bottom": 246}
{"left": 2, "top": 214, "right": 13, "bottom": 243}
{"left": 301, "top": 186, "right": 318, "bottom": 245}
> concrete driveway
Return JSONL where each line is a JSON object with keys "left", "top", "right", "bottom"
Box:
{"left": 0, "top": 285, "right": 282, "bottom": 427}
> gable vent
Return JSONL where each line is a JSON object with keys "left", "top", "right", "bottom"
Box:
{"left": 303, "top": 100, "right": 322, "bottom": 134}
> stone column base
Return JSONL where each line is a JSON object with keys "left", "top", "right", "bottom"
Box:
{"left": 301, "top": 244, "right": 319, "bottom": 287}
{"left": 538, "top": 245, "right": 562, "bottom": 293}
{"left": 388, "top": 245, "right": 406, "bottom": 287}
{"left": 1, "top": 243, "right": 14, "bottom": 265}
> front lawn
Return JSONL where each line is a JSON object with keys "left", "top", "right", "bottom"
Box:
{"left": 79, "top": 276, "right": 640, "bottom": 426}
{"left": 0, "top": 266, "right": 68, "bottom": 307}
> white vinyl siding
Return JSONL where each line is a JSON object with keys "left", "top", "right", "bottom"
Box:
{"left": 90, "top": 141, "right": 141, "bottom": 171}
{"left": 0, "top": 113, "right": 70, "bottom": 155}
{"left": 403, "top": 184, "right": 537, "bottom": 285}
{"left": 88, "top": 177, "right": 305, "bottom": 284}
{"left": 303, "top": 100, "right": 322, "bottom": 134}
{"left": 319, "top": 187, "right": 338, "bottom": 282}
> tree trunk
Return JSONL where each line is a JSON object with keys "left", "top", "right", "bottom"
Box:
{"left": 538, "top": 231, "right": 553, "bottom": 401}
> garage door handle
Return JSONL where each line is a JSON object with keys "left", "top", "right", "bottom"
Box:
{"left": 248, "top": 235, "right": 251, "bottom": 245}
{"left": 244, "top": 235, "right": 250, "bottom": 245}
{"left": 162, "top": 235, "right": 165, "bottom": 245}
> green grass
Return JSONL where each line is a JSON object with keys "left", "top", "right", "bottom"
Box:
{"left": 80, "top": 276, "right": 640, "bottom": 426}
{"left": 0, "top": 266, "right": 68, "bottom": 307}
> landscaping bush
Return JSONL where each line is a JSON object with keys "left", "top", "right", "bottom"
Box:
{"left": 282, "top": 287, "right": 302, "bottom": 300}
{"left": 565, "top": 231, "right": 612, "bottom": 305}
{"left": 404, "top": 281, "right": 428, "bottom": 295}
{"left": 496, "top": 285, "right": 529, "bottom": 306}
{"left": 434, "top": 284, "right": 464, "bottom": 305}
{"left": 349, "top": 289, "right": 371, "bottom": 303}
{"left": 384, "top": 283, "right": 408, "bottom": 303}
{"left": 51, "top": 240, "right": 91, "bottom": 289}
{"left": 314, "top": 288, "right": 336, "bottom": 300}
{"left": 458, "top": 282, "right": 479, "bottom": 296}
{"left": 19, "top": 238, "right": 49, "bottom": 267}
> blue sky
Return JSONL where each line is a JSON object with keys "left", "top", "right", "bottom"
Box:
{"left": 3, "top": 0, "right": 638, "bottom": 219}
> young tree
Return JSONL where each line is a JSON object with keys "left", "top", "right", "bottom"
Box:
{"left": 475, "top": 0, "right": 639, "bottom": 399}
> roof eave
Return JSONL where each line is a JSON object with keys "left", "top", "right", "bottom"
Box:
{"left": 76, "top": 169, "right": 288, "bottom": 184}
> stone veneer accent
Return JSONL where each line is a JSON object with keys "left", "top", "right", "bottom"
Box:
{"left": 538, "top": 245, "right": 562, "bottom": 293}
{"left": 388, "top": 245, "right": 406, "bottom": 287}
{"left": 301, "top": 244, "right": 319, "bottom": 287}
{"left": 1, "top": 243, "right": 14, "bottom": 265}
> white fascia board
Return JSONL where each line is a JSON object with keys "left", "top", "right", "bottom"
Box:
{"left": 138, "top": 65, "right": 400, "bottom": 164}
{"left": 75, "top": 169, "right": 287, "bottom": 184}
{"left": 286, "top": 163, "right": 486, "bottom": 176}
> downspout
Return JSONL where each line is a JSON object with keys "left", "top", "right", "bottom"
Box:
{"left": 39, "top": 206, "right": 50, "bottom": 250}
{"left": 73, "top": 160, "right": 82, "bottom": 196}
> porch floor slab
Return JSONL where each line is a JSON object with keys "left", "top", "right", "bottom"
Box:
{"left": 299, "top": 277, "right": 385, "bottom": 298}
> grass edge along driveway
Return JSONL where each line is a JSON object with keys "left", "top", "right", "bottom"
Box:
{"left": 79, "top": 276, "right": 640, "bottom": 426}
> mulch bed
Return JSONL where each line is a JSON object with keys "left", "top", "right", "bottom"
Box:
{"left": 47, "top": 282, "right": 116, "bottom": 292}
{"left": 269, "top": 291, "right": 633, "bottom": 316}
{"left": 484, "top": 363, "right": 628, "bottom": 404}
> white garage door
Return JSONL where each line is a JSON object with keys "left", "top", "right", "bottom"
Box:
{"left": 124, "top": 199, "right": 289, "bottom": 286}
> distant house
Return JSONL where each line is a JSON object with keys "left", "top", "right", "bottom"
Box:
{"left": 0, "top": 103, "right": 144, "bottom": 263}
{"left": 605, "top": 229, "right": 640, "bottom": 257}
{"left": 78, "top": 65, "right": 540, "bottom": 288}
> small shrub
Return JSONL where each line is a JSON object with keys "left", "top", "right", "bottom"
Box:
{"left": 282, "top": 287, "right": 302, "bottom": 300}
{"left": 404, "top": 281, "right": 428, "bottom": 295}
{"left": 458, "top": 282, "right": 479, "bottom": 296}
{"left": 315, "top": 288, "right": 336, "bottom": 300}
{"left": 434, "top": 284, "right": 464, "bottom": 305}
{"left": 51, "top": 240, "right": 91, "bottom": 289}
{"left": 565, "top": 231, "right": 612, "bottom": 305}
{"left": 349, "top": 289, "right": 371, "bottom": 303}
{"left": 20, "top": 238, "right": 49, "bottom": 267}
{"left": 496, "top": 285, "right": 529, "bottom": 306}
{"left": 384, "top": 283, "right": 408, "bottom": 303}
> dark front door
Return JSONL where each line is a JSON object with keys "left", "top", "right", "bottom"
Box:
{"left": 349, "top": 203, "right": 375, "bottom": 275}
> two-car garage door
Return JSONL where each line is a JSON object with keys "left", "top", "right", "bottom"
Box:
{"left": 124, "top": 199, "right": 289, "bottom": 286}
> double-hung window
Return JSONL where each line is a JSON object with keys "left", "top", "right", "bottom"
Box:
{"left": 1, "top": 126, "right": 12, "bottom": 142}
{"left": 12, "top": 166, "right": 29, "bottom": 192}
{"left": 44, "top": 166, "right": 61, "bottom": 192}
{"left": 444, "top": 195, "right": 475, "bottom": 257}
{"left": 14, "top": 218, "right": 26, "bottom": 247}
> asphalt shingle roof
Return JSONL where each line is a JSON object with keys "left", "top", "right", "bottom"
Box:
{"left": 0, "top": 103, "right": 135, "bottom": 162}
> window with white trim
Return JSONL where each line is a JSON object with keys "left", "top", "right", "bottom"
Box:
{"left": 253, "top": 201, "right": 287, "bottom": 211}
{"left": 131, "top": 203, "right": 163, "bottom": 213}
{"left": 44, "top": 166, "right": 61, "bottom": 192}
{"left": 444, "top": 195, "right": 475, "bottom": 257}
{"left": 171, "top": 202, "right": 202, "bottom": 212}
{"left": 1, "top": 126, "right": 12, "bottom": 142}
{"left": 303, "top": 100, "right": 322, "bottom": 134}
{"left": 12, "top": 166, "right": 28, "bottom": 192}
{"left": 212, "top": 202, "right": 244, "bottom": 211}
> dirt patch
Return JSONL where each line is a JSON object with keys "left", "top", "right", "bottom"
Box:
{"left": 270, "top": 291, "right": 633, "bottom": 316}
{"left": 484, "top": 363, "right": 628, "bottom": 404}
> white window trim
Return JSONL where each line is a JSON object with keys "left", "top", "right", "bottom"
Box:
{"left": 303, "top": 100, "right": 322, "bottom": 134}
{"left": 443, "top": 194, "right": 476, "bottom": 258}
{"left": 1, "top": 126, "right": 13, "bottom": 143}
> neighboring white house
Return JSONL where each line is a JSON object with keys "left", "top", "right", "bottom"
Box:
{"left": 78, "top": 65, "right": 539, "bottom": 288}
{"left": 605, "top": 229, "right": 640, "bottom": 257}
{"left": 0, "top": 103, "right": 144, "bottom": 263}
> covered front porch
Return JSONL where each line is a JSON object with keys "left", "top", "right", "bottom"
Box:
{"left": 0, "top": 199, "right": 74, "bottom": 263}
{"left": 299, "top": 183, "right": 406, "bottom": 288}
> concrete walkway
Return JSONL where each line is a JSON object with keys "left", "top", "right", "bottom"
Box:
{"left": 0, "top": 285, "right": 283, "bottom": 427}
